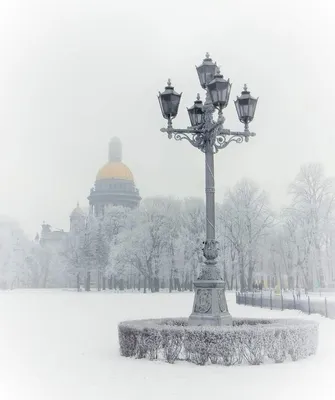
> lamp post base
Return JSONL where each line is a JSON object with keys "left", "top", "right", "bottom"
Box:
{"left": 188, "top": 280, "right": 233, "bottom": 326}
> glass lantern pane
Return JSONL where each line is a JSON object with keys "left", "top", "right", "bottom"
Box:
{"left": 197, "top": 64, "right": 217, "bottom": 87}
{"left": 234, "top": 101, "right": 241, "bottom": 119}
{"left": 195, "top": 109, "right": 203, "bottom": 125}
{"left": 170, "top": 94, "right": 180, "bottom": 115}
{"left": 162, "top": 97, "right": 171, "bottom": 116}
{"left": 248, "top": 102, "right": 255, "bottom": 119}
{"left": 249, "top": 98, "right": 258, "bottom": 119}
{"left": 197, "top": 66, "right": 206, "bottom": 87}
{"left": 242, "top": 104, "right": 249, "bottom": 117}
{"left": 188, "top": 108, "right": 195, "bottom": 126}
{"left": 158, "top": 96, "right": 166, "bottom": 117}
{"left": 218, "top": 87, "right": 228, "bottom": 104}
{"left": 211, "top": 90, "right": 219, "bottom": 104}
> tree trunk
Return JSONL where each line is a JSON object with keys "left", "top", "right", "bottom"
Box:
{"left": 224, "top": 269, "right": 230, "bottom": 290}
{"left": 150, "top": 277, "right": 155, "bottom": 292}
{"left": 316, "top": 246, "right": 325, "bottom": 288}
{"left": 169, "top": 276, "right": 173, "bottom": 293}
{"left": 76, "top": 273, "right": 80, "bottom": 292}
{"left": 86, "top": 271, "right": 91, "bottom": 292}
{"left": 97, "top": 270, "right": 101, "bottom": 291}
{"left": 154, "top": 277, "right": 160, "bottom": 292}
{"left": 175, "top": 277, "right": 181, "bottom": 292}
{"left": 239, "top": 253, "right": 246, "bottom": 292}
{"left": 247, "top": 248, "right": 254, "bottom": 291}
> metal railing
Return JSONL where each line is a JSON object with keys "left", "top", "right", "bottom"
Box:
{"left": 236, "top": 291, "right": 335, "bottom": 319}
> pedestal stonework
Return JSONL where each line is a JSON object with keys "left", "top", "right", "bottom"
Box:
{"left": 188, "top": 280, "right": 233, "bottom": 326}
{"left": 188, "top": 239, "right": 233, "bottom": 326}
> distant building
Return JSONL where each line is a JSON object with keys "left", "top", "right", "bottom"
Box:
{"left": 39, "top": 137, "right": 141, "bottom": 247}
{"left": 88, "top": 136, "right": 141, "bottom": 216}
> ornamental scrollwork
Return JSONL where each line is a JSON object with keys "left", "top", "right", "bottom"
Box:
{"left": 160, "top": 125, "right": 253, "bottom": 154}
{"left": 194, "top": 289, "right": 212, "bottom": 313}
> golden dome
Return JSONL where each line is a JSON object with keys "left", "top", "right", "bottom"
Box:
{"left": 96, "top": 162, "right": 134, "bottom": 181}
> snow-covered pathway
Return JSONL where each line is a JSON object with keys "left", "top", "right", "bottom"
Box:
{"left": 0, "top": 290, "right": 333, "bottom": 400}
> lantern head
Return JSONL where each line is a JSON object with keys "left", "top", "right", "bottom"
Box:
{"left": 207, "top": 68, "right": 231, "bottom": 109}
{"left": 187, "top": 94, "right": 204, "bottom": 127}
{"left": 234, "top": 84, "right": 258, "bottom": 125}
{"left": 158, "top": 79, "right": 182, "bottom": 120}
{"left": 196, "top": 53, "right": 218, "bottom": 89}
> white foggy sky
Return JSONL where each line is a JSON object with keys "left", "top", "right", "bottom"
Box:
{"left": 0, "top": 0, "right": 335, "bottom": 236}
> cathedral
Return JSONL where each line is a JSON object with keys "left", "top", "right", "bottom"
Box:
{"left": 88, "top": 136, "right": 141, "bottom": 216}
{"left": 40, "top": 137, "right": 141, "bottom": 246}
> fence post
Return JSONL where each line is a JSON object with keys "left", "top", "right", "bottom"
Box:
{"left": 261, "top": 291, "right": 263, "bottom": 308}
{"left": 270, "top": 291, "right": 273, "bottom": 310}
{"left": 244, "top": 292, "right": 247, "bottom": 306}
{"left": 252, "top": 292, "right": 254, "bottom": 306}
{"left": 325, "top": 297, "right": 328, "bottom": 318}
{"left": 293, "top": 294, "right": 296, "bottom": 310}
{"left": 308, "top": 296, "right": 311, "bottom": 315}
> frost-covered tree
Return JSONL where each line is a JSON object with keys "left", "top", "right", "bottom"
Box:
{"left": 0, "top": 216, "right": 32, "bottom": 289}
{"left": 287, "top": 163, "right": 335, "bottom": 289}
{"left": 221, "top": 179, "right": 274, "bottom": 291}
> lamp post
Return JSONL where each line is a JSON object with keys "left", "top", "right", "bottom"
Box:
{"left": 158, "top": 53, "right": 258, "bottom": 326}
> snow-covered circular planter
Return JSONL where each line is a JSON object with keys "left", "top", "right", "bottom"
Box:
{"left": 118, "top": 317, "right": 318, "bottom": 366}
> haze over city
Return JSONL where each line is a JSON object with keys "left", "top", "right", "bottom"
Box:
{"left": 0, "top": 0, "right": 334, "bottom": 235}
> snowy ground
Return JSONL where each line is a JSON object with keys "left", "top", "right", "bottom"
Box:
{"left": 0, "top": 290, "right": 334, "bottom": 400}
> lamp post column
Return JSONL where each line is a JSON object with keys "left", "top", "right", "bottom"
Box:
{"left": 205, "top": 147, "right": 215, "bottom": 243}
{"left": 188, "top": 97, "right": 232, "bottom": 326}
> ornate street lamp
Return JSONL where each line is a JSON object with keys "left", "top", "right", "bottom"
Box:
{"left": 158, "top": 53, "right": 258, "bottom": 326}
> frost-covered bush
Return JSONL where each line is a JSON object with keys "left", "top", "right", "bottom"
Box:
{"left": 161, "top": 326, "right": 184, "bottom": 363}
{"left": 118, "top": 317, "right": 319, "bottom": 366}
{"left": 118, "top": 324, "right": 138, "bottom": 357}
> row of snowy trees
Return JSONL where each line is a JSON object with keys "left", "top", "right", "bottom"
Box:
{"left": 1, "top": 163, "right": 335, "bottom": 292}
{"left": 59, "top": 162, "right": 335, "bottom": 292}
{"left": 0, "top": 216, "right": 54, "bottom": 289}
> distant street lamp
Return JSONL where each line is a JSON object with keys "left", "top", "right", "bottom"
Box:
{"left": 158, "top": 53, "right": 258, "bottom": 326}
